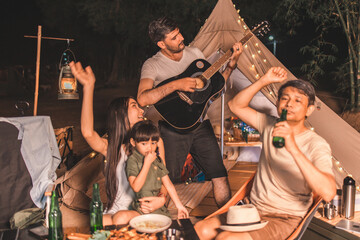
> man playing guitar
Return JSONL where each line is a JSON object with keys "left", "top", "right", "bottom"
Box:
{"left": 137, "top": 17, "right": 242, "bottom": 208}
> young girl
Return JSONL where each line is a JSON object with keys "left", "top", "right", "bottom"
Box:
{"left": 126, "top": 120, "right": 189, "bottom": 219}
{"left": 70, "top": 61, "right": 168, "bottom": 225}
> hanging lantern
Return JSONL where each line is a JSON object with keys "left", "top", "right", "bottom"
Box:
{"left": 58, "top": 42, "right": 79, "bottom": 100}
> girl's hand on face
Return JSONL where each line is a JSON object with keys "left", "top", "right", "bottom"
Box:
{"left": 144, "top": 151, "right": 157, "bottom": 165}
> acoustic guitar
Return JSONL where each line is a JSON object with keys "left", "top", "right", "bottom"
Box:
{"left": 154, "top": 21, "right": 269, "bottom": 132}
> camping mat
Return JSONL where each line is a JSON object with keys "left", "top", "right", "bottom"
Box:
{"left": 167, "top": 160, "right": 236, "bottom": 211}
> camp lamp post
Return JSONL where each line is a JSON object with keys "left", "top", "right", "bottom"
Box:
{"left": 24, "top": 26, "right": 77, "bottom": 115}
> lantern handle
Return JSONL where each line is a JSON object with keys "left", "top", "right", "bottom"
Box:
{"left": 59, "top": 48, "right": 77, "bottom": 70}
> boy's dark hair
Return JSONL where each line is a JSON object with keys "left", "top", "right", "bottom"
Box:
{"left": 148, "top": 16, "right": 178, "bottom": 44}
{"left": 278, "top": 79, "right": 316, "bottom": 106}
{"left": 130, "top": 120, "right": 160, "bottom": 142}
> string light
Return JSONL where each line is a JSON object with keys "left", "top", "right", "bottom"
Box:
{"left": 257, "top": 50, "right": 261, "bottom": 54}
{"left": 244, "top": 44, "right": 248, "bottom": 48}
{"left": 255, "top": 74, "right": 260, "bottom": 79}
{"left": 255, "top": 43, "right": 259, "bottom": 47}
{"left": 89, "top": 151, "right": 97, "bottom": 158}
{"left": 263, "top": 59, "right": 267, "bottom": 63}
{"left": 251, "top": 54, "right": 255, "bottom": 58}
{"left": 330, "top": 151, "right": 360, "bottom": 191}
{"left": 238, "top": 19, "right": 241, "bottom": 24}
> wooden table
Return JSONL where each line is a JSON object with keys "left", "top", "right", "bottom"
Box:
{"left": 64, "top": 218, "right": 199, "bottom": 240}
{"left": 224, "top": 140, "right": 262, "bottom": 147}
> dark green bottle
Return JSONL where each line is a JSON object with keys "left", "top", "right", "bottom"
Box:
{"left": 273, "top": 109, "right": 287, "bottom": 148}
{"left": 90, "top": 183, "right": 103, "bottom": 233}
{"left": 48, "top": 191, "right": 63, "bottom": 240}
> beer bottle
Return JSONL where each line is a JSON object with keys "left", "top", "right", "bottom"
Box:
{"left": 273, "top": 109, "right": 287, "bottom": 148}
{"left": 90, "top": 183, "right": 103, "bottom": 233}
{"left": 48, "top": 191, "right": 63, "bottom": 240}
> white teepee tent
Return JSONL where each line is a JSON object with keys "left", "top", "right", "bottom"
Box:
{"left": 190, "top": 0, "right": 360, "bottom": 188}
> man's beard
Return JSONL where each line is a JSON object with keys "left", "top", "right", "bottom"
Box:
{"left": 166, "top": 41, "right": 185, "bottom": 53}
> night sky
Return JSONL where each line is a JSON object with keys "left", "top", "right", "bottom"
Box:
{"left": 0, "top": 0, "right": 347, "bottom": 92}
{"left": 0, "top": 1, "right": 44, "bottom": 67}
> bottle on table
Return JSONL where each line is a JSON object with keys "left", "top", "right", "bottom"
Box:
{"left": 90, "top": 182, "right": 103, "bottom": 233}
{"left": 272, "top": 109, "right": 287, "bottom": 148}
{"left": 342, "top": 176, "right": 356, "bottom": 219}
{"left": 49, "top": 190, "right": 63, "bottom": 240}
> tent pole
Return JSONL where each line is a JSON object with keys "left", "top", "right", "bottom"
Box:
{"left": 221, "top": 94, "right": 225, "bottom": 157}
{"left": 33, "top": 25, "right": 42, "bottom": 116}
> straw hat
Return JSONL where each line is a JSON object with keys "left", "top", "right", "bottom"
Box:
{"left": 220, "top": 204, "right": 268, "bottom": 232}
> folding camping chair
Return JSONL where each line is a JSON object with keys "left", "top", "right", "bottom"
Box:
{"left": 55, "top": 125, "right": 77, "bottom": 169}
{"left": 206, "top": 172, "right": 323, "bottom": 240}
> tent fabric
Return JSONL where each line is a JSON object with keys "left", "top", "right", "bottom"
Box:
{"left": 55, "top": 152, "right": 106, "bottom": 213}
{"left": 190, "top": 0, "right": 360, "bottom": 187}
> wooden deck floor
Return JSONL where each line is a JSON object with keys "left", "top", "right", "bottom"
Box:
{"left": 190, "top": 161, "right": 257, "bottom": 217}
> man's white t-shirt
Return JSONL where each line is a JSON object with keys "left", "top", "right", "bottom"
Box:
{"left": 250, "top": 112, "right": 334, "bottom": 217}
{"left": 141, "top": 46, "right": 204, "bottom": 87}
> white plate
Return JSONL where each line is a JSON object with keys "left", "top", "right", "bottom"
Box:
{"left": 129, "top": 214, "right": 172, "bottom": 233}
{"left": 220, "top": 221, "right": 268, "bottom": 232}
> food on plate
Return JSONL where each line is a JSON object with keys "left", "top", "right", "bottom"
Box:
{"left": 135, "top": 221, "right": 165, "bottom": 229}
{"left": 86, "top": 226, "right": 162, "bottom": 240}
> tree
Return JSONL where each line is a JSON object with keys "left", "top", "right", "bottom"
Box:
{"left": 36, "top": 0, "right": 217, "bottom": 85}
{"left": 277, "top": 0, "right": 360, "bottom": 111}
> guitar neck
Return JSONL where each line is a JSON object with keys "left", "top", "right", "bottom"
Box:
{"left": 202, "top": 31, "right": 254, "bottom": 80}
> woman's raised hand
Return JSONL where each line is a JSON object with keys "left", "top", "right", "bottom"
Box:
{"left": 69, "top": 61, "right": 96, "bottom": 87}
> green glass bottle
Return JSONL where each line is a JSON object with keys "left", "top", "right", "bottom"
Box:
{"left": 273, "top": 109, "right": 287, "bottom": 148}
{"left": 90, "top": 183, "right": 103, "bottom": 233}
{"left": 48, "top": 191, "right": 63, "bottom": 240}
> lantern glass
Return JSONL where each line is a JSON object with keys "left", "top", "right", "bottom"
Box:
{"left": 58, "top": 49, "right": 79, "bottom": 100}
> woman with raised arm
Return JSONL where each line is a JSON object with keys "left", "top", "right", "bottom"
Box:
{"left": 70, "top": 61, "right": 167, "bottom": 225}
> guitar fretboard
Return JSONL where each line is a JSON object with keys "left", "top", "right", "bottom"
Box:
{"left": 202, "top": 31, "right": 255, "bottom": 80}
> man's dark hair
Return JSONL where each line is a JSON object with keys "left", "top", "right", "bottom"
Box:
{"left": 148, "top": 17, "right": 178, "bottom": 44}
{"left": 278, "top": 79, "right": 316, "bottom": 106}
